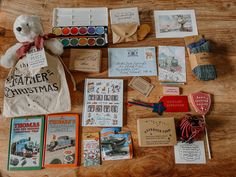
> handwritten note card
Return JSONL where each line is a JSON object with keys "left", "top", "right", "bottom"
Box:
{"left": 108, "top": 47, "right": 157, "bottom": 77}
{"left": 174, "top": 141, "right": 206, "bottom": 164}
{"left": 110, "top": 7, "right": 140, "bottom": 25}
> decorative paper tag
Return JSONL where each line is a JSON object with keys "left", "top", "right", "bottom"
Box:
{"left": 159, "top": 96, "right": 189, "bottom": 112}
{"left": 174, "top": 141, "right": 206, "bottom": 164}
{"left": 137, "top": 117, "right": 177, "bottom": 147}
{"left": 128, "top": 77, "right": 154, "bottom": 97}
{"left": 189, "top": 92, "right": 211, "bottom": 115}
{"left": 163, "top": 86, "right": 180, "bottom": 95}
{"left": 27, "top": 46, "right": 47, "bottom": 69}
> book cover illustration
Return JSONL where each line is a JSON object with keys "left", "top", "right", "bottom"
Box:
{"left": 82, "top": 78, "right": 123, "bottom": 127}
{"left": 44, "top": 114, "right": 79, "bottom": 167}
{"left": 100, "top": 128, "right": 133, "bottom": 161}
{"left": 83, "top": 132, "right": 101, "bottom": 167}
{"left": 158, "top": 46, "right": 186, "bottom": 83}
{"left": 8, "top": 116, "right": 44, "bottom": 171}
{"left": 108, "top": 47, "right": 157, "bottom": 77}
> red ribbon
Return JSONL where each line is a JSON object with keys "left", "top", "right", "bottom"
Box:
{"left": 16, "top": 33, "right": 56, "bottom": 59}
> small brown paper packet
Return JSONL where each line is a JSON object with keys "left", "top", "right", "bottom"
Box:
{"left": 111, "top": 23, "right": 138, "bottom": 44}
{"left": 184, "top": 35, "right": 212, "bottom": 70}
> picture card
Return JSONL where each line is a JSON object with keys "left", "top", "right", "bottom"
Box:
{"left": 174, "top": 141, "right": 206, "bottom": 164}
{"left": 53, "top": 8, "right": 108, "bottom": 27}
{"left": 154, "top": 10, "right": 198, "bottom": 38}
{"left": 110, "top": 7, "right": 140, "bottom": 25}
{"left": 128, "top": 77, "right": 154, "bottom": 97}
{"left": 137, "top": 117, "right": 177, "bottom": 147}
{"left": 82, "top": 78, "right": 123, "bottom": 127}
{"left": 69, "top": 49, "right": 101, "bottom": 73}
{"left": 158, "top": 46, "right": 186, "bottom": 83}
{"left": 83, "top": 132, "right": 101, "bottom": 167}
{"left": 108, "top": 47, "right": 157, "bottom": 77}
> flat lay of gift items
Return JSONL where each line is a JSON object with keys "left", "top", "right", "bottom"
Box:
{"left": 0, "top": 7, "right": 218, "bottom": 171}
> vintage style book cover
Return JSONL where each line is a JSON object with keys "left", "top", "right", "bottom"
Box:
{"left": 137, "top": 117, "right": 177, "bottom": 147}
{"left": 8, "top": 116, "right": 44, "bottom": 171}
{"left": 83, "top": 132, "right": 101, "bottom": 167}
{"left": 43, "top": 114, "right": 79, "bottom": 167}
{"left": 82, "top": 78, "right": 123, "bottom": 127}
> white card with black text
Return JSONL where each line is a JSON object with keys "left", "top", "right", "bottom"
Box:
{"left": 27, "top": 47, "right": 48, "bottom": 69}
{"left": 174, "top": 141, "right": 206, "bottom": 164}
{"left": 110, "top": 7, "right": 140, "bottom": 25}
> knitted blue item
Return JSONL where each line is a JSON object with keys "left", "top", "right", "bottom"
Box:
{"left": 187, "top": 38, "right": 206, "bottom": 49}
{"left": 188, "top": 39, "right": 217, "bottom": 81}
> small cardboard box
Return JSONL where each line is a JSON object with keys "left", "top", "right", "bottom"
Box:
{"left": 69, "top": 49, "right": 101, "bottom": 73}
{"left": 137, "top": 117, "right": 177, "bottom": 147}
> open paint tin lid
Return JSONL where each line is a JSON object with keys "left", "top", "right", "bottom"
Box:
{"left": 52, "top": 8, "right": 108, "bottom": 27}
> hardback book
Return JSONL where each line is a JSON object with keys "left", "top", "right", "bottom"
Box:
{"left": 82, "top": 78, "right": 123, "bottom": 127}
{"left": 43, "top": 114, "right": 79, "bottom": 167}
{"left": 8, "top": 116, "right": 44, "bottom": 171}
{"left": 158, "top": 46, "right": 186, "bottom": 84}
{"left": 100, "top": 128, "right": 133, "bottom": 161}
{"left": 137, "top": 117, "right": 177, "bottom": 147}
{"left": 83, "top": 132, "right": 101, "bottom": 167}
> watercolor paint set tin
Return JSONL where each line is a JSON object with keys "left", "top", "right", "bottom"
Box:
{"left": 59, "top": 36, "right": 108, "bottom": 47}
{"left": 52, "top": 7, "right": 108, "bottom": 48}
{"left": 52, "top": 26, "right": 108, "bottom": 36}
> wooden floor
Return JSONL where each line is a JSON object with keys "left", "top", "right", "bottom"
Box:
{"left": 0, "top": 0, "right": 236, "bottom": 177}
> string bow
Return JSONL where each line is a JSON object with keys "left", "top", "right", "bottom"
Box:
{"left": 16, "top": 33, "right": 56, "bottom": 59}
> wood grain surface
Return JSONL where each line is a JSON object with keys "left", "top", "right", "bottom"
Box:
{"left": 0, "top": 0, "right": 236, "bottom": 177}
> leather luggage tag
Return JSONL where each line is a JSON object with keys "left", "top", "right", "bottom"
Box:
{"left": 111, "top": 23, "right": 138, "bottom": 44}
{"left": 159, "top": 96, "right": 189, "bottom": 112}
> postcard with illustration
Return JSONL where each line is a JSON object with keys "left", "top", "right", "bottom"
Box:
{"left": 154, "top": 10, "right": 198, "bottom": 38}
{"left": 158, "top": 46, "right": 186, "bottom": 83}
{"left": 108, "top": 47, "right": 157, "bottom": 77}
